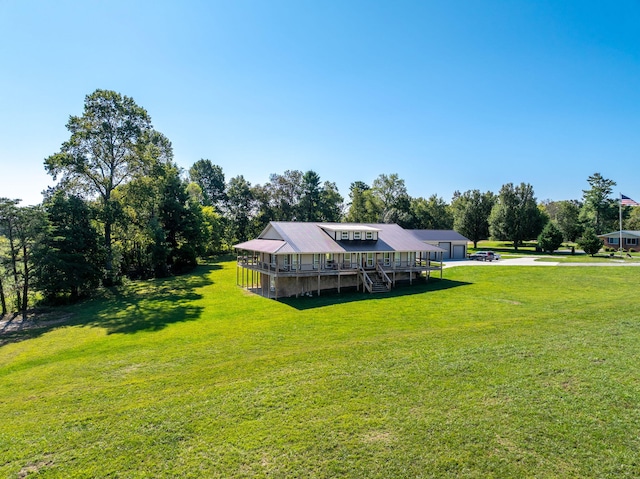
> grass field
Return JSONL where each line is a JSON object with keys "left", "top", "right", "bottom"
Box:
{"left": 1, "top": 259, "right": 640, "bottom": 478}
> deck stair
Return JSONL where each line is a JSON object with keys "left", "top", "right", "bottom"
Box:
{"left": 371, "top": 279, "right": 389, "bottom": 293}
{"left": 370, "top": 269, "right": 391, "bottom": 293}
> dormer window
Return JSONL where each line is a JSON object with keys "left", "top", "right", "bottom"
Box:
{"left": 341, "top": 231, "right": 349, "bottom": 240}
{"left": 365, "top": 231, "right": 373, "bottom": 240}
{"left": 353, "top": 231, "right": 361, "bottom": 240}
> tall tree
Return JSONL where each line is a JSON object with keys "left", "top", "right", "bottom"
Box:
{"left": 318, "top": 181, "right": 343, "bottom": 222}
{"left": 0, "top": 199, "right": 22, "bottom": 312}
{"left": 544, "top": 200, "right": 582, "bottom": 242}
{"left": 298, "top": 170, "right": 323, "bottom": 221}
{"left": 0, "top": 199, "right": 45, "bottom": 314}
{"left": 410, "top": 195, "right": 454, "bottom": 229}
{"left": 625, "top": 204, "right": 640, "bottom": 230}
{"left": 451, "top": 190, "right": 495, "bottom": 248}
{"left": 372, "top": 173, "right": 411, "bottom": 222}
{"left": 189, "top": 159, "right": 226, "bottom": 209}
{"left": 44, "top": 89, "right": 171, "bottom": 283}
{"left": 580, "top": 173, "right": 617, "bottom": 234}
{"left": 489, "top": 183, "right": 546, "bottom": 250}
{"left": 225, "top": 175, "right": 255, "bottom": 244}
{"left": 263, "top": 170, "right": 303, "bottom": 221}
{"left": 345, "top": 181, "right": 381, "bottom": 223}
{"left": 158, "top": 166, "right": 206, "bottom": 274}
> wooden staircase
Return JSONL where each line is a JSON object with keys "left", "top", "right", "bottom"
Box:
{"left": 371, "top": 278, "right": 389, "bottom": 293}
{"left": 360, "top": 266, "right": 392, "bottom": 294}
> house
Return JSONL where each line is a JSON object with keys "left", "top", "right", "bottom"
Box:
{"left": 234, "top": 222, "right": 446, "bottom": 299}
{"left": 598, "top": 231, "right": 640, "bottom": 252}
{"left": 409, "top": 230, "right": 470, "bottom": 259}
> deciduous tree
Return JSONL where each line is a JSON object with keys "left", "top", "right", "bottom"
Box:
{"left": 189, "top": 159, "right": 226, "bottom": 209}
{"left": 451, "top": 190, "right": 495, "bottom": 248}
{"left": 44, "top": 89, "right": 171, "bottom": 283}
{"left": 489, "top": 183, "right": 546, "bottom": 250}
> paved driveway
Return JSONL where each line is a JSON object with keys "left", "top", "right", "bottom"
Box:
{"left": 443, "top": 256, "right": 640, "bottom": 268}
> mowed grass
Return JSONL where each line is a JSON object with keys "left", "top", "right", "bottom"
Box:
{"left": 1, "top": 260, "right": 640, "bottom": 478}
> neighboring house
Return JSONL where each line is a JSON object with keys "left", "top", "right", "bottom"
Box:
{"left": 598, "top": 231, "right": 640, "bottom": 252}
{"left": 409, "top": 230, "right": 470, "bottom": 260}
{"left": 234, "top": 222, "right": 446, "bottom": 299}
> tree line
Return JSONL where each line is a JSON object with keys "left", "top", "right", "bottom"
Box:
{"left": 2, "top": 90, "right": 638, "bottom": 314}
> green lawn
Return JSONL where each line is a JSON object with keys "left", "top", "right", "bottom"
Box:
{"left": 2, "top": 260, "right": 640, "bottom": 478}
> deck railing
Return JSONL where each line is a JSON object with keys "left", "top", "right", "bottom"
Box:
{"left": 375, "top": 262, "right": 393, "bottom": 290}
{"left": 359, "top": 267, "right": 373, "bottom": 293}
{"left": 237, "top": 255, "right": 441, "bottom": 274}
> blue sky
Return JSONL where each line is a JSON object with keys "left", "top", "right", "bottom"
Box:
{"left": 1, "top": 0, "right": 639, "bottom": 206}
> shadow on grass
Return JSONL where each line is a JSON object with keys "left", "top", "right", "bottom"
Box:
{"left": 0, "top": 261, "right": 220, "bottom": 347}
{"left": 278, "top": 278, "right": 471, "bottom": 311}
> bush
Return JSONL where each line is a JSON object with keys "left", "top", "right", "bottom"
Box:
{"left": 577, "top": 229, "right": 603, "bottom": 256}
{"left": 537, "top": 222, "right": 564, "bottom": 253}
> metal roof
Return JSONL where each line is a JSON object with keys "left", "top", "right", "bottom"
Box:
{"left": 410, "top": 229, "right": 470, "bottom": 242}
{"left": 598, "top": 230, "right": 640, "bottom": 238}
{"left": 234, "top": 222, "right": 445, "bottom": 254}
{"left": 233, "top": 239, "right": 288, "bottom": 254}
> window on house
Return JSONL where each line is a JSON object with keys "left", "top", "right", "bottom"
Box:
{"left": 313, "top": 254, "right": 320, "bottom": 269}
{"left": 383, "top": 252, "right": 391, "bottom": 266}
{"left": 609, "top": 238, "right": 619, "bottom": 245}
{"left": 627, "top": 238, "right": 638, "bottom": 246}
{"left": 344, "top": 253, "right": 351, "bottom": 267}
{"left": 341, "top": 231, "right": 349, "bottom": 240}
{"left": 366, "top": 231, "right": 373, "bottom": 240}
{"left": 354, "top": 232, "right": 361, "bottom": 240}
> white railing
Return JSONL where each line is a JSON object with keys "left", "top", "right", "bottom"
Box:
{"left": 375, "top": 262, "right": 392, "bottom": 290}
{"left": 359, "top": 267, "right": 373, "bottom": 293}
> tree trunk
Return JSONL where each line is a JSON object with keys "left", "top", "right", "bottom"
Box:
{"left": 0, "top": 276, "right": 6, "bottom": 315}
{"left": 21, "top": 243, "right": 29, "bottom": 315}
{"left": 7, "top": 222, "right": 21, "bottom": 312}
{"left": 104, "top": 219, "right": 114, "bottom": 286}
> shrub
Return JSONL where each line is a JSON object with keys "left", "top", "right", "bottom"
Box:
{"left": 537, "top": 222, "right": 564, "bottom": 253}
{"left": 577, "top": 229, "right": 603, "bottom": 256}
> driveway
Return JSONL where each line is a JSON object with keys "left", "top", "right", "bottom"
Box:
{"left": 443, "top": 256, "right": 640, "bottom": 268}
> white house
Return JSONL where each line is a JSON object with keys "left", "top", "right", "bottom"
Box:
{"left": 234, "top": 222, "right": 445, "bottom": 298}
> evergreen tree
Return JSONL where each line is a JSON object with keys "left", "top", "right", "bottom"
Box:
{"left": 577, "top": 228, "right": 603, "bottom": 256}
{"left": 32, "top": 193, "right": 103, "bottom": 302}
{"left": 537, "top": 221, "right": 564, "bottom": 253}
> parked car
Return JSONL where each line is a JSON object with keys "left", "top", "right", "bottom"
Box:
{"left": 469, "top": 251, "right": 499, "bottom": 261}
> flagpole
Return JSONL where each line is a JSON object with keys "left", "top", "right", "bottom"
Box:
{"left": 620, "top": 193, "right": 623, "bottom": 255}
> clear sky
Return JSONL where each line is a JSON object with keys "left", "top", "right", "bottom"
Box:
{"left": 1, "top": 0, "right": 639, "bottom": 206}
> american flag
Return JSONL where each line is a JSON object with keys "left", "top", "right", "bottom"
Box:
{"left": 621, "top": 194, "right": 639, "bottom": 206}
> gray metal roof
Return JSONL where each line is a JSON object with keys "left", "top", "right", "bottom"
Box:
{"left": 410, "top": 229, "right": 470, "bottom": 242}
{"left": 598, "top": 230, "right": 640, "bottom": 238}
{"left": 234, "top": 222, "right": 445, "bottom": 254}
